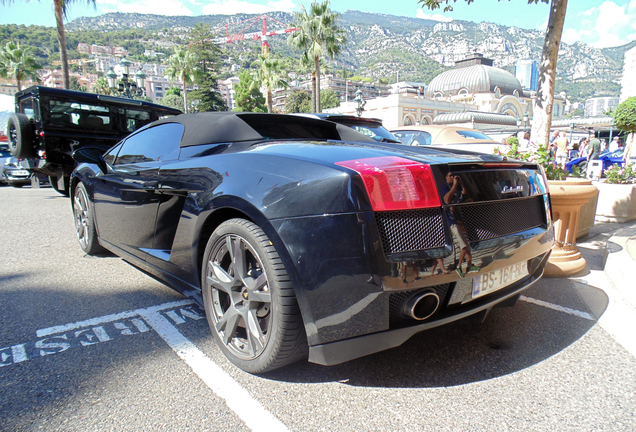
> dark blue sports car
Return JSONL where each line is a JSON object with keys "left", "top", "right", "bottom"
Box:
{"left": 71, "top": 112, "right": 554, "bottom": 373}
{"left": 566, "top": 148, "right": 625, "bottom": 173}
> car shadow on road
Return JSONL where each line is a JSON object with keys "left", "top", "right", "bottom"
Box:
{"left": 262, "top": 279, "right": 609, "bottom": 388}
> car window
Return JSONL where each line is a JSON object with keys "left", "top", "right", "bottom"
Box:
{"left": 19, "top": 98, "right": 35, "bottom": 119}
{"left": 393, "top": 131, "right": 432, "bottom": 146}
{"left": 454, "top": 130, "right": 494, "bottom": 140}
{"left": 121, "top": 108, "right": 152, "bottom": 133}
{"left": 346, "top": 125, "right": 399, "bottom": 143}
{"left": 114, "top": 123, "right": 184, "bottom": 165}
{"left": 102, "top": 143, "right": 122, "bottom": 166}
{"left": 45, "top": 98, "right": 113, "bottom": 131}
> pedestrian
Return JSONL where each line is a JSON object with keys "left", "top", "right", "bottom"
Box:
{"left": 602, "top": 139, "right": 609, "bottom": 153}
{"left": 610, "top": 136, "right": 620, "bottom": 152}
{"left": 578, "top": 137, "right": 588, "bottom": 159}
{"left": 554, "top": 131, "right": 569, "bottom": 169}
{"left": 588, "top": 134, "right": 601, "bottom": 161}
{"left": 519, "top": 131, "right": 532, "bottom": 152}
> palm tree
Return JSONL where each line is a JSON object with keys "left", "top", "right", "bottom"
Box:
{"left": 251, "top": 56, "right": 288, "bottom": 113}
{"left": 93, "top": 76, "right": 111, "bottom": 95}
{"left": 165, "top": 47, "right": 197, "bottom": 114}
{"left": 288, "top": 0, "right": 346, "bottom": 113}
{"left": 0, "top": 40, "right": 41, "bottom": 90}
{"left": 0, "top": 0, "right": 96, "bottom": 89}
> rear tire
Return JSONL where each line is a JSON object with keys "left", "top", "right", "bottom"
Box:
{"left": 202, "top": 219, "right": 307, "bottom": 373}
{"left": 7, "top": 113, "right": 35, "bottom": 159}
{"left": 72, "top": 182, "right": 104, "bottom": 255}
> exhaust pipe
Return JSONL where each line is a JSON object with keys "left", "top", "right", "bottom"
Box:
{"left": 403, "top": 291, "right": 440, "bottom": 321}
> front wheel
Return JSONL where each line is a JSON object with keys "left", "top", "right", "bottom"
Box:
{"left": 202, "top": 219, "right": 307, "bottom": 373}
{"left": 72, "top": 183, "right": 104, "bottom": 255}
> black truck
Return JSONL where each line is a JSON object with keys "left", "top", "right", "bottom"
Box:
{"left": 6, "top": 86, "right": 182, "bottom": 195}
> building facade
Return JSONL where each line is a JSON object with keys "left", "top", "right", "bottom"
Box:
{"left": 514, "top": 59, "right": 539, "bottom": 91}
{"left": 620, "top": 45, "right": 636, "bottom": 103}
{"left": 585, "top": 97, "right": 619, "bottom": 117}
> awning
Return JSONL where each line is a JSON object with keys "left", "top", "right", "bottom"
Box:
{"left": 433, "top": 111, "right": 517, "bottom": 126}
{"left": 550, "top": 116, "right": 614, "bottom": 129}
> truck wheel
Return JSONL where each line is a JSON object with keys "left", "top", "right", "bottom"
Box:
{"left": 7, "top": 114, "right": 35, "bottom": 159}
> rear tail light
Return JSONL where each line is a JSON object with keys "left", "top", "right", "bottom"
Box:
{"left": 336, "top": 156, "right": 441, "bottom": 211}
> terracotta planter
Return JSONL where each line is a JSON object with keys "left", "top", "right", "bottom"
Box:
{"left": 594, "top": 182, "right": 636, "bottom": 223}
{"left": 545, "top": 178, "right": 599, "bottom": 277}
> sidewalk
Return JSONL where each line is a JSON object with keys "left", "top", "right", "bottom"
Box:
{"left": 571, "top": 219, "right": 636, "bottom": 357}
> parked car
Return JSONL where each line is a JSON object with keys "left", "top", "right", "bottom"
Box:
{"left": 565, "top": 148, "right": 625, "bottom": 174}
{"left": 391, "top": 125, "right": 505, "bottom": 154}
{"left": 1, "top": 156, "right": 32, "bottom": 187}
{"left": 71, "top": 112, "right": 554, "bottom": 373}
{"left": 293, "top": 114, "right": 401, "bottom": 143}
{"left": 0, "top": 144, "right": 12, "bottom": 186}
{"left": 6, "top": 85, "right": 181, "bottom": 195}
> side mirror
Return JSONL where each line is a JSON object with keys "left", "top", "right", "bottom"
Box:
{"left": 73, "top": 147, "right": 108, "bottom": 174}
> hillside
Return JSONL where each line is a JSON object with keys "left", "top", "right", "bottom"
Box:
{"left": 3, "top": 10, "right": 632, "bottom": 102}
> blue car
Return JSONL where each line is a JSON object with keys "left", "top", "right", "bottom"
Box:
{"left": 565, "top": 148, "right": 625, "bottom": 173}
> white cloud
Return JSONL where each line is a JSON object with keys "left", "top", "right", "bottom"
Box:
{"left": 202, "top": 0, "right": 297, "bottom": 15}
{"left": 563, "top": 0, "right": 636, "bottom": 48}
{"left": 98, "top": 0, "right": 194, "bottom": 16}
{"left": 415, "top": 8, "right": 453, "bottom": 22}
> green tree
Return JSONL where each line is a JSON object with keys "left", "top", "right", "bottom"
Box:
{"left": 288, "top": 0, "right": 346, "bottom": 113}
{"left": 233, "top": 70, "right": 266, "bottom": 113}
{"left": 320, "top": 89, "right": 340, "bottom": 109}
{"left": 93, "top": 76, "right": 110, "bottom": 95}
{"left": 165, "top": 86, "right": 181, "bottom": 97}
{"left": 613, "top": 96, "right": 636, "bottom": 160}
{"left": 285, "top": 90, "right": 312, "bottom": 113}
{"left": 165, "top": 47, "right": 197, "bottom": 114}
{"left": 186, "top": 23, "right": 227, "bottom": 112}
{"left": 251, "top": 55, "right": 288, "bottom": 113}
{"left": 0, "top": 0, "right": 96, "bottom": 89}
{"left": 69, "top": 75, "right": 81, "bottom": 90}
{"left": 0, "top": 40, "right": 41, "bottom": 90}
{"left": 156, "top": 93, "right": 185, "bottom": 111}
{"left": 419, "top": 0, "right": 565, "bottom": 147}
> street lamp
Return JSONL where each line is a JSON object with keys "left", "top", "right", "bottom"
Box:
{"left": 353, "top": 87, "right": 366, "bottom": 117}
{"left": 106, "top": 58, "right": 145, "bottom": 98}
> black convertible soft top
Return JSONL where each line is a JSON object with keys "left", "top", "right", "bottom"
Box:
{"left": 148, "top": 112, "right": 377, "bottom": 147}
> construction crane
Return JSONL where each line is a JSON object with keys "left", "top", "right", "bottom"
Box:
{"left": 204, "top": 15, "right": 297, "bottom": 57}
{"left": 52, "top": 58, "right": 98, "bottom": 75}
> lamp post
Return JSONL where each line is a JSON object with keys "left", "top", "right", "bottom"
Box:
{"left": 353, "top": 87, "right": 366, "bottom": 117}
{"left": 106, "top": 58, "right": 145, "bottom": 98}
{"left": 523, "top": 113, "right": 529, "bottom": 131}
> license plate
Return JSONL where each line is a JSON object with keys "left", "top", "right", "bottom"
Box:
{"left": 472, "top": 261, "right": 529, "bottom": 299}
{"left": 11, "top": 170, "right": 30, "bottom": 176}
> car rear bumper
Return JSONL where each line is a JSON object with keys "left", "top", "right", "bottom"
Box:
{"left": 308, "top": 251, "right": 549, "bottom": 366}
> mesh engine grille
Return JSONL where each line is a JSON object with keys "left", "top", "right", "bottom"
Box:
{"left": 456, "top": 196, "right": 545, "bottom": 243}
{"left": 376, "top": 208, "right": 445, "bottom": 254}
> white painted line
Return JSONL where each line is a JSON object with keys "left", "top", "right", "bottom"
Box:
{"left": 139, "top": 309, "right": 291, "bottom": 432}
{"left": 520, "top": 296, "right": 595, "bottom": 321}
{"left": 37, "top": 299, "right": 194, "bottom": 337}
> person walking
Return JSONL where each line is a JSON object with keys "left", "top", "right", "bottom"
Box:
{"left": 555, "top": 131, "right": 569, "bottom": 169}
{"left": 610, "top": 136, "right": 620, "bottom": 152}
{"left": 588, "top": 135, "right": 602, "bottom": 161}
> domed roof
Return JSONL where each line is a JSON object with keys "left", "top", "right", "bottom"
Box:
{"left": 425, "top": 64, "right": 523, "bottom": 98}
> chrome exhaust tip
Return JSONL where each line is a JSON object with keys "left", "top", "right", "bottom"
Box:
{"left": 403, "top": 291, "right": 440, "bottom": 321}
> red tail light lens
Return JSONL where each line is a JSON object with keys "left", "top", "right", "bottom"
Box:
{"left": 336, "top": 156, "right": 441, "bottom": 211}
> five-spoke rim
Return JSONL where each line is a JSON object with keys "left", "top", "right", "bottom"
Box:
{"left": 73, "top": 187, "right": 90, "bottom": 250}
{"left": 206, "top": 234, "right": 271, "bottom": 360}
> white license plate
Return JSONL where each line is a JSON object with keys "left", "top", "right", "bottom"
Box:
{"left": 472, "top": 261, "right": 529, "bottom": 299}
{"left": 11, "top": 170, "right": 30, "bottom": 176}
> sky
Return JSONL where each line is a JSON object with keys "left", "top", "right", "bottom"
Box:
{"left": 1, "top": 0, "right": 635, "bottom": 49}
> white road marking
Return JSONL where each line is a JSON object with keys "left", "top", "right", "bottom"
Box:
{"left": 29, "top": 300, "right": 291, "bottom": 432}
{"left": 139, "top": 309, "right": 291, "bottom": 432}
{"left": 520, "top": 296, "right": 595, "bottom": 321}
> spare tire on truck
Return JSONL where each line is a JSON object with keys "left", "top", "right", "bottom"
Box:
{"left": 7, "top": 113, "right": 35, "bottom": 159}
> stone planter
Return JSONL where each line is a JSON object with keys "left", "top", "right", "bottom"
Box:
{"left": 545, "top": 178, "right": 599, "bottom": 278}
{"left": 594, "top": 182, "right": 636, "bottom": 223}
{"left": 577, "top": 184, "right": 599, "bottom": 239}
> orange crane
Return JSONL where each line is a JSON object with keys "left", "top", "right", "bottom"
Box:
{"left": 205, "top": 15, "right": 297, "bottom": 56}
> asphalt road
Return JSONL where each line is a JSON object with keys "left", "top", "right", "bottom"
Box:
{"left": 1, "top": 185, "right": 635, "bottom": 432}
